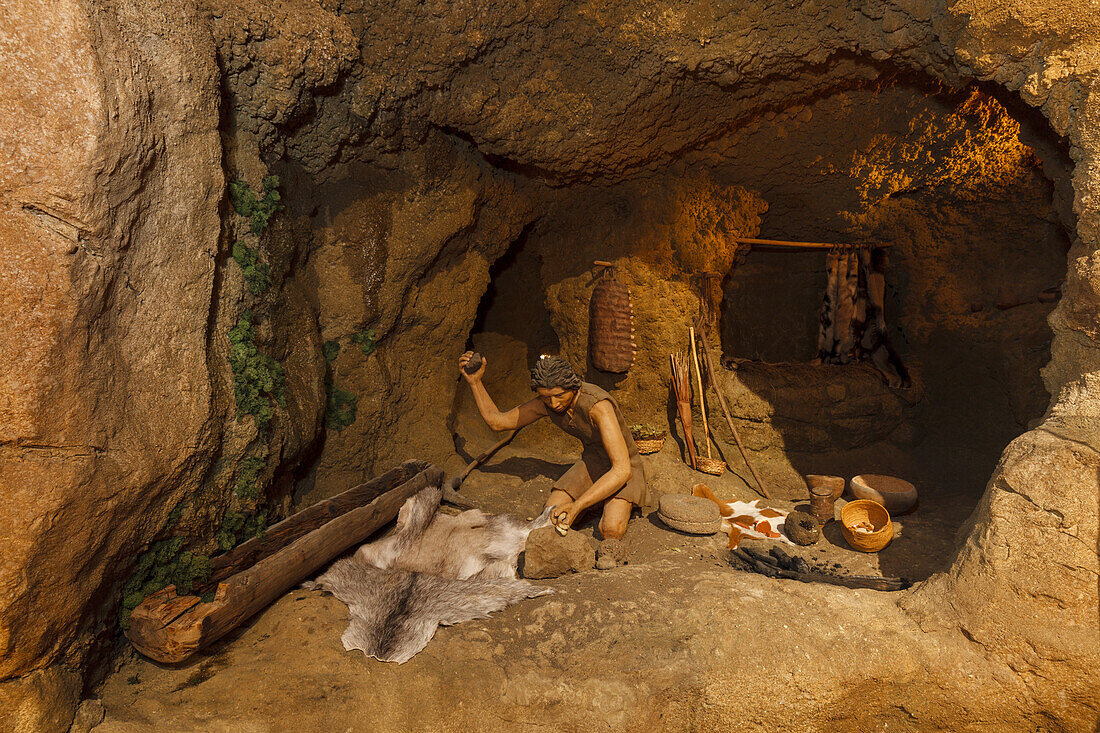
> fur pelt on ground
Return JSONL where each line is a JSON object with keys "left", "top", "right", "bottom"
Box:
{"left": 305, "top": 487, "right": 553, "bottom": 663}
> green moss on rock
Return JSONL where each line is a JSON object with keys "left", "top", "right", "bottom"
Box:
{"left": 229, "top": 175, "right": 282, "bottom": 234}
{"left": 232, "top": 240, "right": 272, "bottom": 296}
{"left": 228, "top": 310, "right": 286, "bottom": 431}
{"left": 351, "top": 328, "right": 376, "bottom": 356}
{"left": 119, "top": 538, "right": 213, "bottom": 629}
{"left": 325, "top": 374, "right": 358, "bottom": 432}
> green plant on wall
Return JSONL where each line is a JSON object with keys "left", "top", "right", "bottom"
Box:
{"left": 236, "top": 455, "right": 264, "bottom": 500}
{"left": 119, "top": 538, "right": 213, "bottom": 629}
{"left": 229, "top": 175, "right": 282, "bottom": 235}
{"left": 232, "top": 240, "right": 272, "bottom": 296}
{"left": 323, "top": 339, "right": 341, "bottom": 364}
{"left": 325, "top": 374, "right": 359, "bottom": 432}
{"left": 350, "top": 328, "right": 376, "bottom": 356}
{"left": 217, "top": 509, "right": 268, "bottom": 552}
{"left": 228, "top": 310, "right": 286, "bottom": 431}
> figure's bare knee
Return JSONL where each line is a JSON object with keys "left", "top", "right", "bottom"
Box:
{"left": 598, "top": 499, "right": 632, "bottom": 540}
{"left": 599, "top": 519, "right": 627, "bottom": 540}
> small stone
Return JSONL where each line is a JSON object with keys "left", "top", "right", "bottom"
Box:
{"left": 523, "top": 526, "right": 595, "bottom": 579}
{"left": 69, "top": 699, "right": 105, "bottom": 733}
{"left": 596, "top": 538, "right": 627, "bottom": 569}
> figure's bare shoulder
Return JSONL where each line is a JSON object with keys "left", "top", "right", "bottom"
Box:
{"left": 587, "top": 398, "right": 618, "bottom": 424}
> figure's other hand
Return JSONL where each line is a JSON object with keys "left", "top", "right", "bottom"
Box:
{"left": 458, "top": 350, "right": 487, "bottom": 383}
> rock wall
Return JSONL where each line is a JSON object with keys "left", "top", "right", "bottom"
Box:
{"left": 1, "top": 0, "right": 1098, "bottom": 729}
{"left": 0, "top": 0, "right": 224, "bottom": 727}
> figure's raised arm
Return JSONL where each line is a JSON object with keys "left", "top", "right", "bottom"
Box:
{"left": 459, "top": 351, "right": 547, "bottom": 431}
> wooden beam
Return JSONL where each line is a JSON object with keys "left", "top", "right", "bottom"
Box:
{"left": 126, "top": 464, "right": 443, "bottom": 664}
{"left": 734, "top": 237, "right": 891, "bottom": 250}
{"left": 208, "top": 459, "right": 431, "bottom": 584}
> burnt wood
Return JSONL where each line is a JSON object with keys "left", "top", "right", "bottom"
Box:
{"left": 730, "top": 546, "right": 911, "bottom": 592}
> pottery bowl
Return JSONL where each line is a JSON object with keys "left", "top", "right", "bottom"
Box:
{"left": 850, "top": 474, "right": 917, "bottom": 515}
{"left": 806, "top": 474, "right": 845, "bottom": 501}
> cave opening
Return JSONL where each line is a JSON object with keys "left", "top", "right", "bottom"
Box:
{"left": 457, "top": 72, "right": 1074, "bottom": 582}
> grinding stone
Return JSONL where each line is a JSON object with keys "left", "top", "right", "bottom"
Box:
{"left": 784, "top": 510, "right": 821, "bottom": 545}
{"left": 658, "top": 494, "right": 722, "bottom": 534}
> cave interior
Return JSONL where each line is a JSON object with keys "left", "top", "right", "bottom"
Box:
{"left": 449, "top": 71, "right": 1072, "bottom": 582}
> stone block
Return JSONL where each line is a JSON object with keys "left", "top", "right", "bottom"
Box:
{"left": 522, "top": 526, "right": 595, "bottom": 578}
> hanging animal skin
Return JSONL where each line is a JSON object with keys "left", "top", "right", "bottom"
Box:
{"left": 589, "top": 262, "right": 635, "bottom": 373}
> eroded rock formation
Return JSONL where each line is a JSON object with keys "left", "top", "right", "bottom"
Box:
{"left": 1, "top": 0, "right": 1097, "bottom": 729}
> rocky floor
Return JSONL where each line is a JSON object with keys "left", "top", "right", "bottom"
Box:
{"left": 92, "top": 443, "right": 1018, "bottom": 732}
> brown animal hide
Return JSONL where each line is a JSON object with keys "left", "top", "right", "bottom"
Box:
{"left": 305, "top": 487, "right": 553, "bottom": 663}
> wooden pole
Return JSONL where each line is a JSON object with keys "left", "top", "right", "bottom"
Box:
{"left": 688, "top": 327, "right": 712, "bottom": 459}
{"left": 734, "top": 237, "right": 890, "bottom": 250}
{"left": 446, "top": 426, "right": 524, "bottom": 491}
{"left": 126, "top": 464, "right": 444, "bottom": 664}
{"left": 694, "top": 320, "right": 771, "bottom": 499}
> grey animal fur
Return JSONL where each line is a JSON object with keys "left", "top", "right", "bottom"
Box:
{"left": 305, "top": 486, "right": 554, "bottom": 663}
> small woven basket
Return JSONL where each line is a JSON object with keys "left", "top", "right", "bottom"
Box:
{"left": 695, "top": 456, "right": 726, "bottom": 476}
{"left": 840, "top": 499, "right": 894, "bottom": 552}
{"left": 634, "top": 436, "right": 665, "bottom": 454}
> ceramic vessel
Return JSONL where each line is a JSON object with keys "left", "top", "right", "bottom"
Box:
{"left": 850, "top": 474, "right": 917, "bottom": 515}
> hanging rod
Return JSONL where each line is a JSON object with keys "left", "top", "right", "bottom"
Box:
{"left": 734, "top": 237, "right": 891, "bottom": 250}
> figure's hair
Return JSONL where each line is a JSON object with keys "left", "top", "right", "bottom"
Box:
{"left": 530, "top": 355, "right": 582, "bottom": 391}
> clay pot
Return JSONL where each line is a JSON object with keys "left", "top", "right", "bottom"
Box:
{"left": 784, "top": 510, "right": 821, "bottom": 545}
{"left": 850, "top": 474, "right": 917, "bottom": 515}
{"left": 806, "top": 474, "right": 845, "bottom": 501}
{"left": 808, "top": 491, "right": 836, "bottom": 525}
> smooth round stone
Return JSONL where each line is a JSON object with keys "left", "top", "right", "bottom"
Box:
{"left": 657, "top": 494, "right": 722, "bottom": 534}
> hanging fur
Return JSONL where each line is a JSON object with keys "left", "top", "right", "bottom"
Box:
{"left": 816, "top": 247, "right": 910, "bottom": 387}
{"left": 305, "top": 487, "right": 554, "bottom": 663}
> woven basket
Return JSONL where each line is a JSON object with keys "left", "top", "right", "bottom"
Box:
{"left": 696, "top": 456, "right": 726, "bottom": 476}
{"left": 840, "top": 499, "right": 893, "bottom": 552}
{"left": 634, "top": 436, "right": 665, "bottom": 454}
{"left": 589, "top": 269, "right": 635, "bottom": 373}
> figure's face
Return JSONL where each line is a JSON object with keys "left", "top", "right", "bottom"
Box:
{"left": 536, "top": 387, "right": 577, "bottom": 414}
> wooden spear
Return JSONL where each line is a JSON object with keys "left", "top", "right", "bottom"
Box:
{"left": 694, "top": 320, "right": 771, "bottom": 499}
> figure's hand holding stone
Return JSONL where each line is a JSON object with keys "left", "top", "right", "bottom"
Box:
{"left": 458, "top": 351, "right": 486, "bottom": 383}
{"left": 551, "top": 503, "right": 578, "bottom": 535}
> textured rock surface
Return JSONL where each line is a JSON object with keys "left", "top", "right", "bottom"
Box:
{"left": 89, "top": 560, "right": 1046, "bottom": 732}
{"left": 1, "top": 0, "right": 1099, "bottom": 729}
{"left": 523, "top": 527, "right": 596, "bottom": 579}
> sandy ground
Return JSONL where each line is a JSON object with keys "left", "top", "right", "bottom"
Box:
{"left": 93, "top": 443, "right": 1003, "bottom": 732}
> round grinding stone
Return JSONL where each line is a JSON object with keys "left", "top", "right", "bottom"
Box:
{"left": 657, "top": 494, "right": 722, "bottom": 535}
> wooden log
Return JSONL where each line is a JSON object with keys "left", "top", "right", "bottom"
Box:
{"left": 734, "top": 237, "right": 891, "bottom": 250}
{"left": 208, "top": 459, "right": 431, "bottom": 584}
{"left": 126, "top": 464, "right": 443, "bottom": 664}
